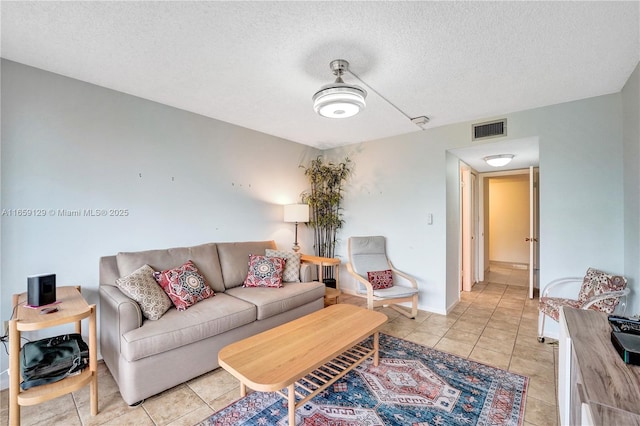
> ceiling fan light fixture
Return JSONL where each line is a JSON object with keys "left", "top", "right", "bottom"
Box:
{"left": 484, "top": 154, "right": 514, "bottom": 167}
{"left": 313, "top": 59, "right": 367, "bottom": 118}
{"left": 313, "top": 85, "right": 366, "bottom": 118}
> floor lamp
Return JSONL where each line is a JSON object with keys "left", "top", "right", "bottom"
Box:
{"left": 284, "top": 204, "right": 309, "bottom": 252}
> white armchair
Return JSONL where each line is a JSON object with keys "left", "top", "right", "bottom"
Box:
{"left": 537, "top": 268, "right": 629, "bottom": 342}
{"left": 346, "top": 236, "right": 419, "bottom": 319}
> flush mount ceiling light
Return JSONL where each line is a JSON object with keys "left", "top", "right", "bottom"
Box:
{"left": 313, "top": 59, "right": 367, "bottom": 118}
{"left": 484, "top": 154, "right": 515, "bottom": 167}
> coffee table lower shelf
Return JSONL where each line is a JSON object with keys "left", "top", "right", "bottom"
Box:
{"left": 219, "top": 304, "right": 387, "bottom": 425}
{"left": 270, "top": 341, "right": 378, "bottom": 421}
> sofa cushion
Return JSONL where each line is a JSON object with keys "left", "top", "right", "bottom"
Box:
{"left": 265, "top": 249, "right": 301, "bottom": 282}
{"left": 153, "top": 260, "right": 215, "bottom": 310}
{"left": 121, "top": 293, "right": 256, "bottom": 362}
{"left": 116, "top": 264, "right": 172, "bottom": 320}
{"left": 225, "top": 281, "right": 325, "bottom": 320}
{"left": 217, "top": 241, "right": 277, "bottom": 289}
{"left": 116, "top": 243, "right": 225, "bottom": 293}
{"left": 244, "top": 255, "right": 285, "bottom": 288}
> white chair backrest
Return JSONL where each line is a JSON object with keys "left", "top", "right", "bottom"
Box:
{"left": 349, "top": 236, "right": 391, "bottom": 279}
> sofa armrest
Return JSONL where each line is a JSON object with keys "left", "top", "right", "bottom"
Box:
{"left": 99, "top": 284, "right": 143, "bottom": 357}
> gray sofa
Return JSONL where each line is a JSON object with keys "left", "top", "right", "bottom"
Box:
{"left": 99, "top": 240, "right": 325, "bottom": 405}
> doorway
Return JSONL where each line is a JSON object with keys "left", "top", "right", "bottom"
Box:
{"left": 447, "top": 137, "right": 540, "bottom": 303}
{"left": 472, "top": 167, "right": 540, "bottom": 297}
{"left": 484, "top": 172, "right": 531, "bottom": 288}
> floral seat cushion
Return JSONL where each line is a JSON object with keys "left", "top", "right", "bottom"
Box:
{"left": 538, "top": 297, "right": 583, "bottom": 321}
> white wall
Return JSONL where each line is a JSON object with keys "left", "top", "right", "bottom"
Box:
{"left": 0, "top": 60, "right": 320, "bottom": 385}
{"left": 326, "top": 125, "right": 467, "bottom": 314}
{"left": 623, "top": 62, "right": 640, "bottom": 316}
{"left": 488, "top": 175, "right": 529, "bottom": 265}
{"left": 2, "top": 58, "right": 637, "bottom": 385}
{"left": 327, "top": 91, "right": 628, "bottom": 323}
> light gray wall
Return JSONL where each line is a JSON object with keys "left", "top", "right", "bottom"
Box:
{"left": 1, "top": 58, "right": 637, "bottom": 386}
{"left": 0, "top": 60, "right": 320, "bottom": 385}
{"left": 328, "top": 125, "right": 466, "bottom": 314}
{"left": 623, "top": 62, "right": 640, "bottom": 316}
{"left": 328, "top": 90, "right": 629, "bottom": 326}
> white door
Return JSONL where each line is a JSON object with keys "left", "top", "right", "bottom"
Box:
{"left": 528, "top": 166, "right": 540, "bottom": 298}
{"left": 461, "top": 165, "right": 473, "bottom": 292}
{"left": 471, "top": 172, "right": 479, "bottom": 285}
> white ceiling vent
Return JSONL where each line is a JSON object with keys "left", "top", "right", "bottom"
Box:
{"left": 472, "top": 119, "right": 507, "bottom": 141}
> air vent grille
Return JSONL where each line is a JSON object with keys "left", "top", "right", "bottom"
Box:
{"left": 472, "top": 119, "right": 507, "bottom": 141}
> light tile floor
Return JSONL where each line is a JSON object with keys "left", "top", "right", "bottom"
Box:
{"left": 1, "top": 273, "right": 559, "bottom": 426}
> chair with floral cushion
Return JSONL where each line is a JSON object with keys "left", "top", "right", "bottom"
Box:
{"left": 346, "top": 236, "right": 419, "bottom": 319}
{"left": 537, "top": 267, "right": 629, "bottom": 342}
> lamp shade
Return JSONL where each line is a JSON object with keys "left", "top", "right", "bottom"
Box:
{"left": 283, "top": 204, "right": 309, "bottom": 223}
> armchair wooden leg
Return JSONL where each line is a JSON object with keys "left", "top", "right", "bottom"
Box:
{"left": 367, "top": 298, "right": 374, "bottom": 311}
{"left": 390, "top": 304, "right": 416, "bottom": 319}
{"left": 411, "top": 294, "right": 418, "bottom": 319}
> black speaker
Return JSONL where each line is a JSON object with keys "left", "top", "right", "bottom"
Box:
{"left": 27, "top": 274, "right": 56, "bottom": 307}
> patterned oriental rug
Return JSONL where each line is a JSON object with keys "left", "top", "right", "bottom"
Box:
{"left": 198, "top": 334, "right": 528, "bottom": 426}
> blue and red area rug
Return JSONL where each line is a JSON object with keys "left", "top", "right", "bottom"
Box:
{"left": 199, "top": 333, "right": 528, "bottom": 426}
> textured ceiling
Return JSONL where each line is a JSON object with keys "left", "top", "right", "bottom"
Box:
{"left": 1, "top": 1, "right": 639, "bottom": 150}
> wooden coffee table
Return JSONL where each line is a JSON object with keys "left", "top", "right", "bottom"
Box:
{"left": 218, "top": 304, "right": 387, "bottom": 425}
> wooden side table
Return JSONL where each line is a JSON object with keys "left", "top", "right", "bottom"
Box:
{"left": 301, "top": 254, "right": 341, "bottom": 306}
{"left": 9, "top": 286, "right": 98, "bottom": 426}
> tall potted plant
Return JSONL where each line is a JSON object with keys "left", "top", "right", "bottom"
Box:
{"left": 301, "top": 156, "right": 352, "bottom": 284}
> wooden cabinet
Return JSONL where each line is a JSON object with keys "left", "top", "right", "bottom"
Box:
{"left": 9, "top": 286, "right": 98, "bottom": 426}
{"left": 559, "top": 307, "right": 640, "bottom": 426}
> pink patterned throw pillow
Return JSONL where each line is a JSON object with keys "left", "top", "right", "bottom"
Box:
{"left": 367, "top": 269, "right": 394, "bottom": 290}
{"left": 244, "top": 255, "right": 285, "bottom": 288}
{"left": 153, "top": 260, "right": 215, "bottom": 311}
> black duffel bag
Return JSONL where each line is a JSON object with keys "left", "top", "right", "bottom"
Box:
{"left": 20, "top": 333, "right": 89, "bottom": 390}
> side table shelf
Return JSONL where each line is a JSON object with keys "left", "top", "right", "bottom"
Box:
{"left": 301, "top": 254, "right": 341, "bottom": 306}
{"left": 9, "top": 286, "right": 98, "bottom": 426}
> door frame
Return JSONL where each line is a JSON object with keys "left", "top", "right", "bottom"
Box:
{"left": 465, "top": 168, "right": 540, "bottom": 292}
{"left": 460, "top": 163, "right": 474, "bottom": 291}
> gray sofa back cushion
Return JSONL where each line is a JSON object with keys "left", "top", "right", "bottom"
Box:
{"left": 217, "top": 241, "right": 276, "bottom": 289}
{"left": 115, "top": 243, "right": 226, "bottom": 293}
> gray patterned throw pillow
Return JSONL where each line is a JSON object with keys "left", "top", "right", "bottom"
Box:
{"left": 265, "top": 249, "right": 301, "bottom": 282}
{"left": 116, "top": 264, "right": 172, "bottom": 320}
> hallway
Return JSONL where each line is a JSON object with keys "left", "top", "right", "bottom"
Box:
{"left": 485, "top": 262, "right": 531, "bottom": 288}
